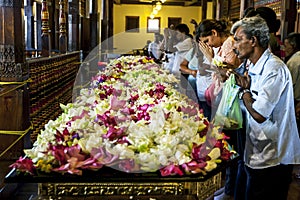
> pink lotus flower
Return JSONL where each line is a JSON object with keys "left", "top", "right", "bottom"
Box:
{"left": 9, "top": 157, "right": 36, "bottom": 175}
{"left": 160, "top": 164, "right": 184, "bottom": 176}
{"left": 180, "top": 106, "right": 198, "bottom": 117}
{"left": 90, "top": 147, "right": 119, "bottom": 164}
{"left": 96, "top": 111, "right": 117, "bottom": 127}
{"left": 120, "top": 107, "right": 135, "bottom": 115}
{"left": 110, "top": 95, "right": 127, "bottom": 111}
{"left": 181, "top": 161, "right": 207, "bottom": 175}
{"left": 129, "top": 94, "right": 139, "bottom": 105}
{"left": 117, "top": 159, "right": 140, "bottom": 173}
{"left": 191, "top": 143, "right": 211, "bottom": 162}
{"left": 102, "top": 126, "right": 126, "bottom": 141}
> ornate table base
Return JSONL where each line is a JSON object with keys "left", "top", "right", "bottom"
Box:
{"left": 37, "top": 172, "right": 221, "bottom": 200}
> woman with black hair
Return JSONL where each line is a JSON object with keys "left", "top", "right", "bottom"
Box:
{"left": 195, "top": 19, "right": 242, "bottom": 200}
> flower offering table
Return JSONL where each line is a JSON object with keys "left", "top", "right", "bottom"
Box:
{"left": 6, "top": 56, "right": 238, "bottom": 200}
{"left": 4, "top": 164, "right": 226, "bottom": 200}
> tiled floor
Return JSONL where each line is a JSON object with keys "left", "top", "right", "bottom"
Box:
{"left": 1, "top": 161, "right": 300, "bottom": 200}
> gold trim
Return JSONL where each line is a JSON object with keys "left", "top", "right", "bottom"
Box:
{"left": 0, "top": 79, "right": 32, "bottom": 97}
{"left": 0, "top": 78, "right": 32, "bottom": 85}
{"left": 37, "top": 173, "right": 221, "bottom": 199}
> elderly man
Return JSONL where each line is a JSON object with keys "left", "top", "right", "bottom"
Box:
{"left": 231, "top": 16, "right": 300, "bottom": 200}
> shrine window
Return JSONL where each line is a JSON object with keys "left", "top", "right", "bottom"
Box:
{"left": 125, "top": 16, "right": 140, "bottom": 32}
{"left": 147, "top": 17, "right": 160, "bottom": 33}
{"left": 168, "top": 17, "right": 181, "bottom": 28}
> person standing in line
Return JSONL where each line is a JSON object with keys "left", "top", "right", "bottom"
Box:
{"left": 161, "top": 24, "right": 177, "bottom": 72}
{"left": 179, "top": 42, "right": 201, "bottom": 98}
{"left": 283, "top": 32, "right": 300, "bottom": 117}
{"left": 143, "top": 40, "right": 152, "bottom": 57}
{"left": 283, "top": 32, "right": 300, "bottom": 181}
{"left": 172, "top": 24, "right": 194, "bottom": 79}
{"left": 196, "top": 19, "right": 242, "bottom": 200}
{"left": 196, "top": 19, "right": 242, "bottom": 116}
{"left": 179, "top": 40, "right": 218, "bottom": 120}
{"left": 148, "top": 33, "right": 164, "bottom": 63}
{"left": 231, "top": 16, "right": 300, "bottom": 200}
{"left": 162, "top": 23, "right": 193, "bottom": 97}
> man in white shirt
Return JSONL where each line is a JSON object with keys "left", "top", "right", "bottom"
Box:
{"left": 231, "top": 16, "right": 300, "bottom": 200}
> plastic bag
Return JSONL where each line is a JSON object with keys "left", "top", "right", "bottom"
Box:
{"left": 214, "top": 74, "right": 243, "bottom": 130}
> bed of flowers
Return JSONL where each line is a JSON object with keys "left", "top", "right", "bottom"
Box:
{"left": 10, "top": 56, "right": 235, "bottom": 177}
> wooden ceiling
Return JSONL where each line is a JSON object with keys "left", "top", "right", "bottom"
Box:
{"left": 113, "top": 0, "right": 205, "bottom": 7}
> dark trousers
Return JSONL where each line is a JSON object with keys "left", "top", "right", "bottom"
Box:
{"left": 199, "top": 100, "right": 212, "bottom": 121}
{"left": 234, "top": 128, "right": 247, "bottom": 200}
{"left": 224, "top": 130, "right": 238, "bottom": 196}
{"left": 233, "top": 105, "right": 247, "bottom": 200}
{"left": 245, "top": 164, "right": 293, "bottom": 200}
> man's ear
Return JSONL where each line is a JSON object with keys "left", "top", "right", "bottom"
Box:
{"left": 250, "top": 36, "right": 257, "bottom": 46}
{"left": 251, "top": 36, "right": 256, "bottom": 44}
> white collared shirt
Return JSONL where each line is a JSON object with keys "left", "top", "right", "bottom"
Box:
{"left": 171, "top": 37, "right": 193, "bottom": 78}
{"left": 148, "top": 41, "right": 162, "bottom": 60}
{"left": 244, "top": 49, "right": 300, "bottom": 169}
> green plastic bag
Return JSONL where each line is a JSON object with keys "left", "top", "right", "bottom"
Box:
{"left": 214, "top": 74, "right": 243, "bottom": 130}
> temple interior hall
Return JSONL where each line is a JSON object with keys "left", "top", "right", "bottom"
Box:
{"left": 0, "top": 0, "right": 300, "bottom": 199}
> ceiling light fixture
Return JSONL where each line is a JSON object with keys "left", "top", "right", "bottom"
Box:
{"left": 149, "top": 1, "right": 164, "bottom": 19}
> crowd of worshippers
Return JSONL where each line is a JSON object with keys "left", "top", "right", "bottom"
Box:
{"left": 146, "top": 6, "right": 300, "bottom": 200}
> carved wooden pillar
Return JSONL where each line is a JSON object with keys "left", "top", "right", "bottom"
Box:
{"left": 101, "top": 0, "right": 113, "bottom": 51}
{"left": 59, "top": 0, "right": 67, "bottom": 53}
{"left": 0, "top": 0, "right": 30, "bottom": 160}
{"left": 68, "top": 0, "right": 79, "bottom": 51}
{"left": 201, "top": 0, "right": 207, "bottom": 20}
{"left": 24, "top": 0, "right": 34, "bottom": 52}
{"left": 281, "top": 0, "right": 297, "bottom": 39}
{"left": 212, "top": 0, "right": 217, "bottom": 19}
{"left": 41, "top": 0, "right": 50, "bottom": 57}
{"left": 240, "top": 0, "right": 252, "bottom": 18}
{"left": 79, "top": 0, "right": 90, "bottom": 59}
{"left": 216, "top": 0, "right": 223, "bottom": 20}
{"left": 90, "top": 0, "right": 98, "bottom": 50}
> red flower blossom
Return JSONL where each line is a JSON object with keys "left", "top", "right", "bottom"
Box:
{"left": 9, "top": 157, "right": 36, "bottom": 175}
{"left": 181, "top": 160, "right": 207, "bottom": 175}
{"left": 191, "top": 143, "right": 211, "bottom": 162}
{"left": 160, "top": 164, "right": 184, "bottom": 176}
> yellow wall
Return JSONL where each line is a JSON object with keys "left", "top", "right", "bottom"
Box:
{"left": 112, "top": 4, "right": 213, "bottom": 53}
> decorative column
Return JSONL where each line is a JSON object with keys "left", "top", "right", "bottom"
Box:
{"left": 68, "top": 0, "right": 79, "bottom": 51}
{"left": 24, "top": 0, "right": 34, "bottom": 52}
{"left": 79, "top": 0, "right": 89, "bottom": 58}
{"left": 41, "top": 0, "right": 50, "bottom": 57}
{"left": 281, "top": 0, "right": 297, "bottom": 39}
{"left": 215, "top": 0, "right": 223, "bottom": 20}
{"left": 90, "top": 0, "right": 99, "bottom": 50}
{"left": 0, "top": 0, "right": 31, "bottom": 160}
{"left": 101, "top": 0, "right": 113, "bottom": 51}
{"left": 59, "top": 0, "right": 67, "bottom": 53}
{"left": 201, "top": 0, "right": 207, "bottom": 20}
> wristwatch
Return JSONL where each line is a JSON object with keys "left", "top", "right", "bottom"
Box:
{"left": 239, "top": 89, "right": 251, "bottom": 99}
